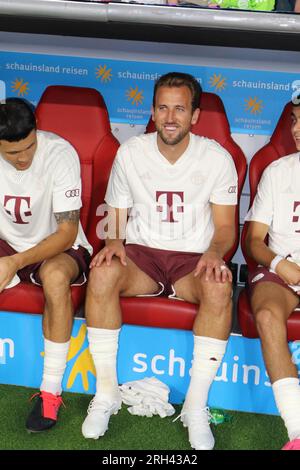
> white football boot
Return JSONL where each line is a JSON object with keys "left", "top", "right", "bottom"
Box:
{"left": 180, "top": 406, "right": 215, "bottom": 450}
{"left": 82, "top": 395, "right": 121, "bottom": 439}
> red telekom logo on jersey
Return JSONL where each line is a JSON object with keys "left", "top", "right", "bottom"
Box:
{"left": 156, "top": 191, "right": 184, "bottom": 223}
{"left": 4, "top": 196, "right": 32, "bottom": 224}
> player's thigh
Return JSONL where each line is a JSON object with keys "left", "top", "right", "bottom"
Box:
{"left": 251, "top": 281, "right": 299, "bottom": 322}
{"left": 121, "top": 256, "right": 160, "bottom": 297}
{"left": 173, "top": 271, "right": 201, "bottom": 304}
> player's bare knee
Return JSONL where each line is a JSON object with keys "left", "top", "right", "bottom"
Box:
{"left": 88, "top": 262, "right": 124, "bottom": 295}
{"left": 40, "top": 263, "right": 70, "bottom": 292}
{"left": 254, "top": 308, "right": 283, "bottom": 339}
{"left": 199, "top": 278, "right": 232, "bottom": 307}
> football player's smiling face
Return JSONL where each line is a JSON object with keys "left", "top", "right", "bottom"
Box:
{"left": 152, "top": 86, "right": 199, "bottom": 147}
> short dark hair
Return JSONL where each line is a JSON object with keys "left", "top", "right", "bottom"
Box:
{"left": 0, "top": 98, "right": 36, "bottom": 142}
{"left": 153, "top": 72, "right": 202, "bottom": 112}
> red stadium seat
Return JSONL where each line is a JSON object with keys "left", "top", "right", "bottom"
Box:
{"left": 0, "top": 88, "right": 246, "bottom": 332}
{"left": 121, "top": 92, "right": 247, "bottom": 330}
{"left": 238, "top": 102, "right": 300, "bottom": 340}
{"left": 0, "top": 85, "right": 119, "bottom": 314}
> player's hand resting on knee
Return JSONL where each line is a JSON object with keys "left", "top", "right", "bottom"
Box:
{"left": 90, "top": 240, "right": 127, "bottom": 269}
{"left": 194, "top": 250, "right": 232, "bottom": 283}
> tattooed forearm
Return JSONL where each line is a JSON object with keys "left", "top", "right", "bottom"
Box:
{"left": 54, "top": 210, "right": 80, "bottom": 225}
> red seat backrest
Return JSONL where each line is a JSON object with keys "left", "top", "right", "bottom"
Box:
{"left": 36, "top": 85, "right": 120, "bottom": 254}
{"left": 241, "top": 102, "right": 297, "bottom": 271}
{"left": 146, "top": 92, "right": 247, "bottom": 261}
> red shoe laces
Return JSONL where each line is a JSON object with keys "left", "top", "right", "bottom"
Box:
{"left": 29, "top": 391, "right": 66, "bottom": 420}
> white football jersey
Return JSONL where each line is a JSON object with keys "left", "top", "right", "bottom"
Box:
{"left": 246, "top": 153, "right": 300, "bottom": 259}
{"left": 105, "top": 132, "right": 237, "bottom": 253}
{"left": 0, "top": 130, "right": 92, "bottom": 255}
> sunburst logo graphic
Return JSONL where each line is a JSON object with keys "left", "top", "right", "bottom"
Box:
{"left": 11, "top": 78, "right": 30, "bottom": 97}
{"left": 66, "top": 324, "right": 95, "bottom": 390}
{"left": 209, "top": 73, "right": 227, "bottom": 92}
{"left": 126, "top": 86, "right": 144, "bottom": 106}
{"left": 41, "top": 324, "right": 95, "bottom": 391}
{"left": 95, "top": 65, "right": 113, "bottom": 83}
{"left": 245, "top": 97, "right": 263, "bottom": 115}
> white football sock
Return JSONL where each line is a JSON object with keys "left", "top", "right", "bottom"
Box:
{"left": 273, "top": 377, "right": 300, "bottom": 441}
{"left": 87, "top": 327, "right": 121, "bottom": 403}
{"left": 184, "top": 335, "right": 227, "bottom": 410}
{"left": 40, "top": 338, "right": 70, "bottom": 395}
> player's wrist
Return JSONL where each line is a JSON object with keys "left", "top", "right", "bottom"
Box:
{"left": 105, "top": 239, "right": 124, "bottom": 247}
{"left": 269, "top": 254, "right": 284, "bottom": 273}
{"left": 205, "top": 247, "right": 224, "bottom": 259}
{"left": 10, "top": 253, "right": 24, "bottom": 271}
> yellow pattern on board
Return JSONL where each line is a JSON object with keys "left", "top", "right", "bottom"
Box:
{"left": 67, "top": 324, "right": 96, "bottom": 391}
{"left": 126, "top": 86, "right": 144, "bottom": 106}
{"left": 95, "top": 65, "right": 113, "bottom": 82}
{"left": 209, "top": 74, "right": 227, "bottom": 91}
{"left": 245, "top": 97, "right": 263, "bottom": 115}
{"left": 11, "top": 79, "right": 30, "bottom": 97}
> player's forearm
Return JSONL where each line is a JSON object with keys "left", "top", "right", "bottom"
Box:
{"left": 206, "top": 225, "right": 235, "bottom": 258}
{"left": 104, "top": 207, "right": 127, "bottom": 246}
{"left": 295, "top": 0, "right": 300, "bottom": 12}
{"left": 246, "top": 235, "right": 276, "bottom": 268}
{"left": 11, "top": 228, "right": 77, "bottom": 271}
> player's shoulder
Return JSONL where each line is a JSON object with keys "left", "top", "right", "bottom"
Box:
{"left": 120, "top": 132, "right": 156, "bottom": 152}
{"left": 192, "top": 134, "right": 233, "bottom": 163}
{"left": 37, "top": 130, "right": 78, "bottom": 159}
{"left": 266, "top": 152, "right": 300, "bottom": 173}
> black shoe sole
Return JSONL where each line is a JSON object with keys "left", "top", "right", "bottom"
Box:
{"left": 26, "top": 425, "right": 56, "bottom": 434}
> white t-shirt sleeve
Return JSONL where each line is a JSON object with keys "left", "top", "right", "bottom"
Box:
{"left": 105, "top": 148, "right": 133, "bottom": 209}
{"left": 52, "top": 148, "right": 82, "bottom": 213}
{"left": 210, "top": 153, "right": 238, "bottom": 205}
{"left": 245, "top": 166, "right": 273, "bottom": 226}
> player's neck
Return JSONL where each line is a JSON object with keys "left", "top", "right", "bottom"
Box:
{"left": 157, "top": 134, "right": 190, "bottom": 165}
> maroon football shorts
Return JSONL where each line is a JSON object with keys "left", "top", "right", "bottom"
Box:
{"left": 0, "top": 239, "right": 90, "bottom": 287}
{"left": 248, "top": 266, "right": 300, "bottom": 302}
{"left": 125, "top": 243, "right": 201, "bottom": 297}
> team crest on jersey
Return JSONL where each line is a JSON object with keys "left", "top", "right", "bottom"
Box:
{"left": 190, "top": 172, "right": 204, "bottom": 186}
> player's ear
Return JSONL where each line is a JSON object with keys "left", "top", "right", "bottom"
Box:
{"left": 151, "top": 105, "right": 155, "bottom": 122}
{"left": 191, "top": 108, "right": 200, "bottom": 125}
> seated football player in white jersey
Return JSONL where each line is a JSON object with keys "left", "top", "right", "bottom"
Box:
{"left": 82, "top": 72, "right": 237, "bottom": 450}
{"left": 0, "top": 98, "right": 92, "bottom": 433}
{"left": 245, "top": 100, "right": 300, "bottom": 450}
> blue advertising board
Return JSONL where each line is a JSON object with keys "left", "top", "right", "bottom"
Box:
{"left": 1, "top": 310, "right": 300, "bottom": 415}
{"left": 1, "top": 51, "right": 300, "bottom": 134}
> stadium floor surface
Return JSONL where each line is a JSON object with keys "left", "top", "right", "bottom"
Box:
{"left": 0, "top": 384, "right": 287, "bottom": 451}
